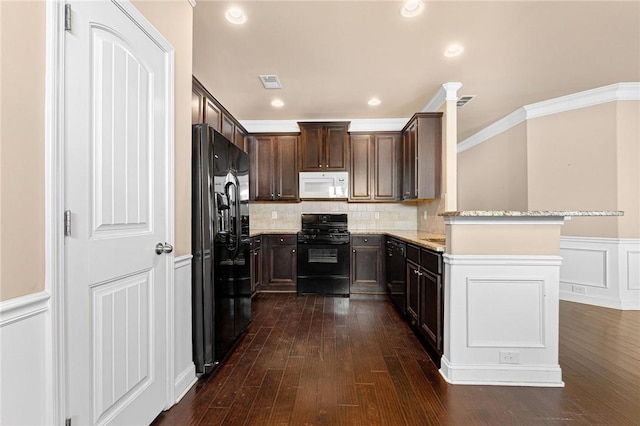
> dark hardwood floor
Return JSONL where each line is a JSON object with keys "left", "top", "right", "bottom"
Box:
{"left": 153, "top": 294, "right": 640, "bottom": 425}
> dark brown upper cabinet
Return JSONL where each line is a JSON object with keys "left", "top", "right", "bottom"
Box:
{"left": 221, "top": 111, "right": 235, "bottom": 142}
{"left": 298, "top": 122, "right": 350, "bottom": 171}
{"left": 192, "top": 76, "right": 248, "bottom": 152}
{"left": 249, "top": 134, "right": 299, "bottom": 202}
{"left": 402, "top": 112, "right": 443, "bottom": 200}
{"left": 349, "top": 132, "right": 402, "bottom": 202}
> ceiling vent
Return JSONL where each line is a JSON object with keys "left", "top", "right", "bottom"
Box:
{"left": 457, "top": 95, "right": 476, "bottom": 108}
{"left": 259, "top": 75, "right": 282, "bottom": 89}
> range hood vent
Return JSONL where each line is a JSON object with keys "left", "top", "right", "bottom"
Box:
{"left": 457, "top": 95, "right": 476, "bottom": 108}
{"left": 259, "top": 74, "right": 282, "bottom": 89}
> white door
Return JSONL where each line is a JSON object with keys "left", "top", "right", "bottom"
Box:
{"left": 64, "top": 1, "right": 173, "bottom": 424}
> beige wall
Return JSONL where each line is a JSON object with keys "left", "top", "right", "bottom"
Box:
{"left": 616, "top": 101, "right": 640, "bottom": 238}
{"left": 458, "top": 100, "right": 639, "bottom": 239}
{"left": 527, "top": 103, "right": 620, "bottom": 237}
{"left": 0, "top": 1, "right": 193, "bottom": 302}
{"left": 133, "top": 0, "right": 193, "bottom": 256}
{"left": 0, "top": 1, "right": 46, "bottom": 301}
{"left": 458, "top": 122, "right": 528, "bottom": 211}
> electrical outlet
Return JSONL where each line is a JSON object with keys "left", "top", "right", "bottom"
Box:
{"left": 572, "top": 285, "right": 586, "bottom": 294}
{"left": 374, "top": 212, "right": 380, "bottom": 219}
{"left": 271, "top": 211, "right": 277, "bottom": 219}
{"left": 499, "top": 351, "right": 520, "bottom": 364}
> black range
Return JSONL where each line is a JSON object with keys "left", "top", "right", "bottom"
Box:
{"left": 296, "top": 214, "right": 350, "bottom": 296}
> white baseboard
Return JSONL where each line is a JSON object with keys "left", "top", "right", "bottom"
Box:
{"left": 439, "top": 356, "right": 564, "bottom": 387}
{"left": 174, "top": 364, "right": 197, "bottom": 403}
{"left": 560, "top": 237, "right": 640, "bottom": 310}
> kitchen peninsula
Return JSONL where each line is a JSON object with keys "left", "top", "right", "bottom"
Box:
{"left": 439, "top": 210, "right": 623, "bottom": 387}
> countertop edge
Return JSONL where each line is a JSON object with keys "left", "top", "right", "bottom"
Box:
{"left": 440, "top": 210, "right": 623, "bottom": 217}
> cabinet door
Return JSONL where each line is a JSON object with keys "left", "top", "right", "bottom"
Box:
{"left": 406, "top": 259, "right": 420, "bottom": 323}
{"left": 234, "top": 126, "right": 247, "bottom": 152}
{"left": 249, "top": 136, "right": 275, "bottom": 201}
{"left": 402, "top": 120, "right": 417, "bottom": 200}
{"left": 191, "top": 87, "right": 204, "bottom": 124}
{"left": 349, "top": 134, "right": 372, "bottom": 201}
{"left": 350, "top": 235, "right": 383, "bottom": 293}
{"left": 325, "top": 124, "right": 348, "bottom": 170}
{"left": 221, "top": 112, "right": 235, "bottom": 142}
{"left": 251, "top": 247, "right": 262, "bottom": 293}
{"left": 374, "top": 133, "right": 401, "bottom": 201}
{"left": 299, "top": 124, "right": 323, "bottom": 171}
{"left": 419, "top": 269, "right": 442, "bottom": 353}
{"left": 204, "top": 98, "right": 221, "bottom": 131}
{"left": 275, "top": 135, "right": 299, "bottom": 201}
{"left": 415, "top": 114, "right": 443, "bottom": 199}
{"left": 262, "top": 236, "right": 297, "bottom": 291}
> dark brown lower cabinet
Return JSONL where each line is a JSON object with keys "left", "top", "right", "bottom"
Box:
{"left": 403, "top": 243, "right": 443, "bottom": 366}
{"left": 350, "top": 235, "right": 384, "bottom": 293}
{"left": 419, "top": 269, "right": 442, "bottom": 355}
{"left": 261, "top": 234, "right": 297, "bottom": 292}
{"left": 250, "top": 236, "right": 262, "bottom": 294}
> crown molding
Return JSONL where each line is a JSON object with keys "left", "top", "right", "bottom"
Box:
{"left": 240, "top": 118, "right": 410, "bottom": 133}
{"left": 422, "top": 82, "right": 463, "bottom": 112}
{"left": 458, "top": 82, "right": 640, "bottom": 153}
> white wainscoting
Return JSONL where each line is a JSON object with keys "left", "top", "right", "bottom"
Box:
{"left": 441, "top": 255, "right": 564, "bottom": 387}
{"left": 0, "top": 292, "right": 52, "bottom": 425}
{"left": 173, "top": 255, "right": 196, "bottom": 403}
{"left": 560, "top": 237, "right": 640, "bottom": 310}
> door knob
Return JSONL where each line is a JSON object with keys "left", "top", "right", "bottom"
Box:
{"left": 155, "top": 242, "right": 174, "bottom": 255}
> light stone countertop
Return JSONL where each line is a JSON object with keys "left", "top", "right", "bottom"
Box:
{"left": 250, "top": 229, "right": 446, "bottom": 252}
{"left": 440, "top": 210, "right": 623, "bottom": 217}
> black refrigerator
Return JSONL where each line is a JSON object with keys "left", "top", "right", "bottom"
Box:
{"left": 192, "top": 124, "right": 251, "bottom": 375}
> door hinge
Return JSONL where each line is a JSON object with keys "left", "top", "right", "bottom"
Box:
{"left": 65, "top": 418, "right": 71, "bottom": 426}
{"left": 64, "top": 4, "right": 72, "bottom": 32}
{"left": 64, "top": 210, "right": 72, "bottom": 236}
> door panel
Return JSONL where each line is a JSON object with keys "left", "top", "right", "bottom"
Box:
{"left": 65, "top": 2, "right": 171, "bottom": 424}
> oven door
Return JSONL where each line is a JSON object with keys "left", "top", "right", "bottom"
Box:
{"left": 297, "top": 241, "right": 350, "bottom": 295}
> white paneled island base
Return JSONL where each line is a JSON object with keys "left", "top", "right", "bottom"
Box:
{"left": 438, "top": 211, "right": 622, "bottom": 387}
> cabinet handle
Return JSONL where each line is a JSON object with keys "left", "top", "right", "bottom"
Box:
{"left": 280, "top": 238, "right": 284, "bottom": 242}
{"left": 326, "top": 164, "right": 328, "bottom": 167}
{"left": 319, "top": 164, "right": 323, "bottom": 168}
{"left": 292, "top": 249, "right": 296, "bottom": 253}
{"left": 277, "top": 193, "right": 281, "bottom": 197}
{"left": 352, "top": 249, "right": 356, "bottom": 253}
{"left": 364, "top": 238, "right": 368, "bottom": 242}
{"left": 254, "top": 252, "right": 258, "bottom": 256}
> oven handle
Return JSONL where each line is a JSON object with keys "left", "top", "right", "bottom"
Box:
{"left": 296, "top": 240, "right": 350, "bottom": 245}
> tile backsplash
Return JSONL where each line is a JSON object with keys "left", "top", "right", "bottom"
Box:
{"left": 250, "top": 201, "right": 417, "bottom": 231}
{"left": 417, "top": 199, "right": 446, "bottom": 234}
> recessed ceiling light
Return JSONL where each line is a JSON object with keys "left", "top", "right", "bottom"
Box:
{"left": 444, "top": 44, "right": 464, "bottom": 57}
{"left": 368, "top": 98, "right": 381, "bottom": 106}
{"left": 271, "top": 99, "right": 284, "bottom": 108}
{"left": 225, "top": 7, "right": 247, "bottom": 25}
{"left": 401, "top": 0, "right": 425, "bottom": 18}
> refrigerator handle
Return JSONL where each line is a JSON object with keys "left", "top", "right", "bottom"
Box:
{"left": 224, "top": 181, "right": 239, "bottom": 252}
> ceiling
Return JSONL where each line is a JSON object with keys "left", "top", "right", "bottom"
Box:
{"left": 192, "top": 1, "right": 640, "bottom": 140}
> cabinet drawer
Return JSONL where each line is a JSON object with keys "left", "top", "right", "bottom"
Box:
{"left": 267, "top": 234, "right": 297, "bottom": 245}
{"left": 351, "top": 234, "right": 382, "bottom": 247}
{"left": 421, "top": 249, "right": 442, "bottom": 275}
{"left": 406, "top": 244, "right": 420, "bottom": 263}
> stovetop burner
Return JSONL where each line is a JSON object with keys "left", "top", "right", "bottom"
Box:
{"left": 298, "top": 213, "right": 349, "bottom": 243}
